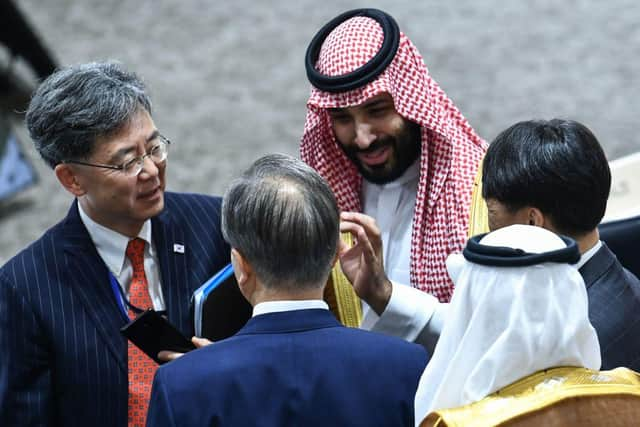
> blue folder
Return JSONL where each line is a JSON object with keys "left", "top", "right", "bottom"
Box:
{"left": 191, "top": 263, "right": 252, "bottom": 340}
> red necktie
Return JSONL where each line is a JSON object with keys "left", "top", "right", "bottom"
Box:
{"left": 125, "top": 238, "right": 157, "bottom": 427}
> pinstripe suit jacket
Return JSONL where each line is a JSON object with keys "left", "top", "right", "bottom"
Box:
{"left": 581, "top": 243, "right": 640, "bottom": 371}
{"left": 0, "top": 192, "right": 230, "bottom": 426}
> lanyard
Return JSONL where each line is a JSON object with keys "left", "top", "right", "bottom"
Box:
{"left": 108, "top": 272, "right": 165, "bottom": 320}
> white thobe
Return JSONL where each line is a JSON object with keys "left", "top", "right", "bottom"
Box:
{"left": 358, "top": 161, "right": 445, "bottom": 352}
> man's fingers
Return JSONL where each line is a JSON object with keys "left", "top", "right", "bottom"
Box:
{"left": 340, "top": 212, "right": 382, "bottom": 247}
{"left": 192, "top": 336, "right": 213, "bottom": 348}
{"left": 340, "top": 212, "right": 380, "bottom": 233}
{"left": 157, "top": 350, "right": 184, "bottom": 362}
{"left": 339, "top": 220, "right": 362, "bottom": 237}
{"left": 338, "top": 237, "right": 351, "bottom": 256}
{"left": 339, "top": 221, "right": 377, "bottom": 263}
{"left": 156, "top": 337, "right": 212, "bottom": 362}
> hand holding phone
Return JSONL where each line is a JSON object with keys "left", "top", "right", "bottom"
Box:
{"left": 120, "top": 309, "right": 196, "bottom": 364}
{"left": 158, "top": 336, "right": 214, "bottom": 362}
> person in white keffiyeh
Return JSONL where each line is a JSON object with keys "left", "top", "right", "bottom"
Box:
{"left": 301, "top": 9, "right": 486, "bottom": 343}
{"left": 414, "top": 224, "right": 601, "bottom": 424}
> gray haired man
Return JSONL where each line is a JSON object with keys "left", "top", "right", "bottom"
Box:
{"left": 0, "top": 61, "right": 229, "bottom": 426}
{"left": 147, "top": 154, "right": 428, "bottom": 427}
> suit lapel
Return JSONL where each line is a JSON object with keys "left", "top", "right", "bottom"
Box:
{"left": 152, "top": 202, "right": 190, "bottom": 333}
{"left": 62, "top": 201, "right": 127, "bottom": 372}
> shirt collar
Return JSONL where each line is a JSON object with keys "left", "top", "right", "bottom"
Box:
{"left": 77, "top": 202, "right": 153, "bottom": 276}
{"left": 575, "top": 240, "right": 603, "bottom": 270}
{"left": 253, "top": 299, "right": 329, "bottom": 317}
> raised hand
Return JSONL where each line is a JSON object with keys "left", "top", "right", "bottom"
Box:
{"left": 339, "top": 212, "right": 392, "bottom": 315}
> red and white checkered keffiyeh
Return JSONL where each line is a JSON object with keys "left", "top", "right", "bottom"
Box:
{"left": 300, "top": 16, "right": 487, "bottom": 302}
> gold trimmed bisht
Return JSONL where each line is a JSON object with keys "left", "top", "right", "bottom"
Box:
{"left": 467, "top": 160, "right": 489, "bottom": 237}
{"left": 324, "top": 232, "right": 363, "bottom": 327}
{"left": 421, "top": 367, "right": 640, "bottom": 427}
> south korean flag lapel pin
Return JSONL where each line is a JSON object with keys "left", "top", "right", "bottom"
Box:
{"left": 173, "top": 243, "right": 185, "bottom": 254}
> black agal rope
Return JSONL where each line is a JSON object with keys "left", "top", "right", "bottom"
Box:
{"left": 305, "top": 8, "right": 400, "bottom": 93}
{"left": 463, "top": 233, "right": 580, "bottom": 267}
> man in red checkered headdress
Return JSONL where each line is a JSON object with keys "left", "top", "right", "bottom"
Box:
{"left": 301, "top": 9, "right": 487, "bottom": 344}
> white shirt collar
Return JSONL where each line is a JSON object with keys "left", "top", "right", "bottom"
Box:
{"left": 252, "top": 300, "right": 328, "bottom": 317}
{"left": 77, "top": 202, "right": 153, "bottom": 276}
{"left": 575, "top": 240, "right": 603, "bottom": 270}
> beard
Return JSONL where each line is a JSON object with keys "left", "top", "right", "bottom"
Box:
{"left": 341, "top": 120, "right": 422, "bottom": 185}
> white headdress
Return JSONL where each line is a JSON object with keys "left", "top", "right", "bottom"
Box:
{"left": 414, "top": 224, "right": 601, "bottom": 422}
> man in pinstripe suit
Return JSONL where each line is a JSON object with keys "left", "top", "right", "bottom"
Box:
{"left": 0, "top": 62, "right": 230, "bottom": 426}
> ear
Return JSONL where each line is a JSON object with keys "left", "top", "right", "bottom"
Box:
{"left": 54, "top": 164, "right": 86, "bottom": 197}
{"left": 527, "top": 207, "right": 546, "bottom": 227}
{"left": 529, "top": 207, "right": 561, "bottom": 234}
{"left": 231, "top": 248, "right": 256, "bottom": 302}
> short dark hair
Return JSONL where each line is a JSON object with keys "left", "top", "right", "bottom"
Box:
{"left": 482, "top": 119, "right": 611, "bottom": 236}
{"left": 221, "top": 153, "right": 340, "bottom": 290}
{"left": 25, "top": 61, "right": 152, "bottom": 168}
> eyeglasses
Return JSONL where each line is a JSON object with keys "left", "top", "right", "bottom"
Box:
{"left": 64, "top": 134, "right": 171, "bottom": 177}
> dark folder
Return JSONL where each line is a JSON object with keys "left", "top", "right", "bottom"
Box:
{"left": 192, "top": 263, "right": 252, "bottom": 341}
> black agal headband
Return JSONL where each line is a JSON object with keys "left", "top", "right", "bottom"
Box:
{"left": 463, "top": 233, "right": 580, "bottom": 267}
{"left": 305, "top": 8, "right": 400, "bottom": 93}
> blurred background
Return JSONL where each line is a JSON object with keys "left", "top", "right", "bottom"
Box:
{"left": 1, "top": 0, "right": 639, "bottom": 263}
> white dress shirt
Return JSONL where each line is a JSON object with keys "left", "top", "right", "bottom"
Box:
{"left": 78, "top": 203, "right": 165, "bottom": 311}
{"left": 357, "top": 160, "right": 445, "bottom": 351}
{"left": 361, "top": 159, "right": 419, "bottom": 285}
{"left": 253, "top": 300, "right": 329, "bottom": 317}
{"left": 576, "top": 239, "right": 602, "bottom": 269}
{"left": 360, "top": 159, "right": 417, "bottom": 327}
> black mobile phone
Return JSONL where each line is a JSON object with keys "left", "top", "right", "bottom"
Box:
{"left": 120, "top": 309, "right": 196, "bottom": 364}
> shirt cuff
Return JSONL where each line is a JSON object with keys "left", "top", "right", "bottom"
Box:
{"left": 361, "top": 282, "right": 446, "bottom": 353}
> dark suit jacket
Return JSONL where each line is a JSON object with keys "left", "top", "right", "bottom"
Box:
{"left": 147, "top": 309, "right": 429, "bottom": 427}
{"left": 580, "top": 243, "right": 640, "bottom": 370}
{"left": 0, "top": 192, "right": 230, "bottom": 426}
{"left": 598, "top": 215, "right": 640, "bottom": 280}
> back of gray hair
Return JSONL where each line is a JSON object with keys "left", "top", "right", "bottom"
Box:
{"left": 221, "top": 153, "right": 340, "bottom": 290}
{"left": 25, "top": 61, "right": 152, "bottom": 168}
